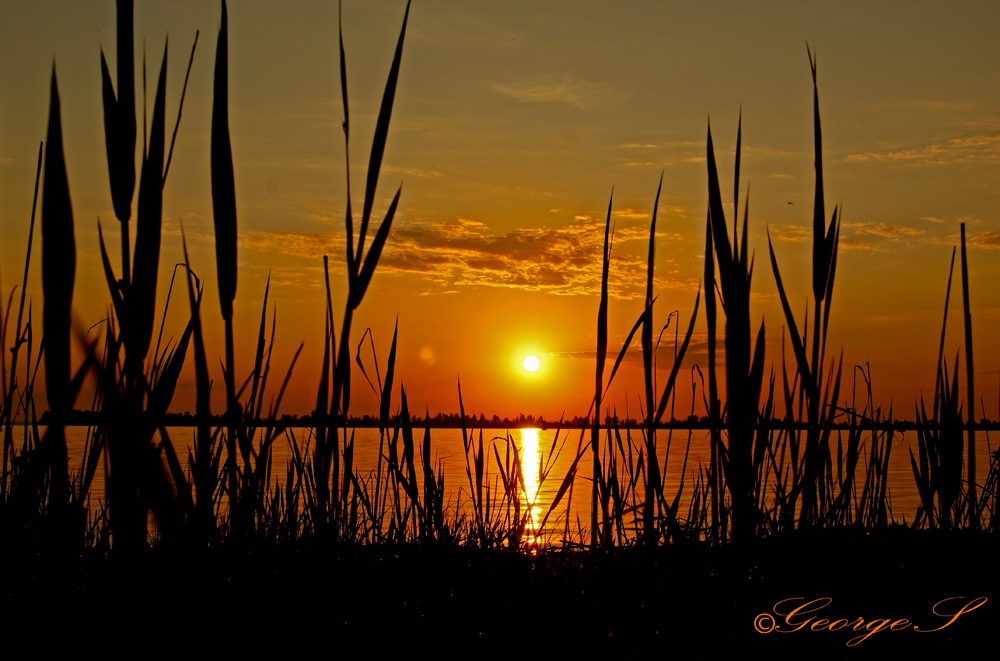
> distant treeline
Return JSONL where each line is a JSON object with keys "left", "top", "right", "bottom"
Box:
{"left": 38, "top": 408, "right": 1000, "bottom": 432}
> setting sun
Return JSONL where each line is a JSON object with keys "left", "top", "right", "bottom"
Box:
{"left": 523, "top": 355, "right": 541, "bottom": 372}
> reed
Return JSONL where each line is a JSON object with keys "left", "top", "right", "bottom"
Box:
{"left": 705, "top": 116, "right": 766, "bottom": 544}
{"left": 211, "top": 0, "right": 243, "bottom": 538}
{"left": 960, "top": 224, "right": 977, "bottom": 527}
{"left": 766, "top": 49, "right": 844, "bottom": 531}
{"left": 101, "top": 0, "right": 136, "bottom": 282}
{"left": 636, "top": 177, "right": 701, "bottom": 547}
{"left": 36, "top": 69, "right": 79, "bottom": 550}
{"left": 1, "top": 143, "right": 42, "bottom": 526}
{"left": 702, "top": 210, "right": 725, "bottom": 544}
{"left": 309, "top": 0, "right": 410, "bottom": 540}
{"left": 590, "top": 192, "right": 611, "bottom": 549}
{"left": 181, "top": 231, "right": 218, "bottom": 544}
{"left": 910, "top": 245, "right": 969, "bottom": 529}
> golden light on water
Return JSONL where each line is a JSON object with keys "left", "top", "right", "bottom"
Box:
{"left": 519, "top": 428, "right": 542, "bottom": 541}
{"left": 523, "top": 355, "right": 540, "bottom": 372}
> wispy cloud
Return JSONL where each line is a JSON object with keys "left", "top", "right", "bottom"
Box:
{"left": 837, "top": 237, "right": 876, "bottom": 252}
{"left": 825, "top": 221, "right": 928, "bottom": 252}
{"left": 773, "top": 224, "right": 809, "bottom": 243}
{"left": 845, "top": 131, "right": 1000, "bottom": 164}
{"left": 961, "top": 230, "right": 1000, "bottom": 249}
{"left": 829, "top": 217, "right": 1000, "bottom": 252}
{"left": 617, "top": 140, "right": 704, "bottom": 167}
{"left": 382, "top": 165, "right": 444, "bottom": 178}
{"left": 242, "top": 215, "right": 697, "bottom": 298}
{"left": 493, "top": 76, "right": 622, "bottom": 110}
{"left": 613, "top": 208, "right": 650, "bottom": 220}
{"left": 848, "top": 222, "right": 926, "bottom": 239}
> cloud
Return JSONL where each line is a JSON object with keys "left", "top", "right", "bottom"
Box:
{"left": 614, "top": 208, "right": 651, "bottom": 220}
{"left": 617, "top": 139, "right": 704, "bottom": 167}
{"left": 837, "top": 238, "right": 876, "bottom": 251}
{"left": 816, "top": 221, "right": 927, "bottom": 252}
{"left": 242, "top": 215, "right": 698, "bottom": 298}
{"left": 774, "top": 225, "right": 809, "bottom": 243}
{"left": 493, "top": 77, "right": 622, "bottom": 110}
{"left": 848, "top": 223, "right": 925, "bottom": 239}
{"left": 845, "top": 131, "right": 1000, "bottom": 165}
{"left": 963, "top": 230, "right": 1000, "bottom": 249}
{"left": 241, "top": 231, "right": 341, "bottom": 259}
{"left": 382, "top": 165, "right": 443, "bottom": 178}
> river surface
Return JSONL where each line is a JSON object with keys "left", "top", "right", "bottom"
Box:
{"left": 61, "top": 425, "right": 995, "bottom": 542}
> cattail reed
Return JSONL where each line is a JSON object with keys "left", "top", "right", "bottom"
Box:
{"left": 767, "top": 49, "right": 843, "bottom": 530}
{"left": 100, "top": 0, "right": 136, "bottom": 284}
{"left": 212, "top": 1, "right": 237, "bottom": 327}
{"left": 128, "top": 45, "right": 167, "bottom": 368}
{"left": 211, "top": 0, "right": 244, "bottom": 537}
{"left": 706, "top": 117, "right": 765, "bottom": 544}
{"left": 41, "top": 70, "right": 75, "bottom": 516}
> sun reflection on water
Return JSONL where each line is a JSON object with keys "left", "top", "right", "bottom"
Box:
{"left": 518, "top": 428, "right": 543, "bottom": 545}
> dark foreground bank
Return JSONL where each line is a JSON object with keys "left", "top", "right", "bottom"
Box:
{"left": 3, "top": 527, "right": 995, "bottom": 659}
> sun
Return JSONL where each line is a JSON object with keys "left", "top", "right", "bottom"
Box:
{"left": 523, "top": 355, "right": 541, "bottom": 372}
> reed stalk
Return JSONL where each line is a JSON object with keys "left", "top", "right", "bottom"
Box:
{"left": 210, "top": 0, "right": 244, "bottom": 539}
{"left": 310, "top": 0, "right": 409, "bottom": 538}
{"left": 766, "top": 49, "right": 842, "bottom": 530}
{"left": 1, "top": 143, "right": 42, "bottom": 505}
{"left": 960, "top": 224, "right": 976, "bottom": 528}
{"left": 706, "top": 117, "right": 766, "bottom": 544}
{"left": 100, "top": 0, "right": 136, "bottom": 288}
{"left": 591, "top": 192, "right": 612, "bottom": 549}
{"left": 40, "top": 70, "right": 75, "bottom": 541}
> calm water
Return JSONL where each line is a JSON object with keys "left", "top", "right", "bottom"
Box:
{"left": 63, "top": 425, "right": 995, "bottom": 542}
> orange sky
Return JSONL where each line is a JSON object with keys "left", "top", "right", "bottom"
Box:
{"left": 2, "top": 1, "right": 999, "bottom": 422}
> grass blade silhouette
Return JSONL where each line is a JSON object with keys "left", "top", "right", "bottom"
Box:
{"left": 41, "top": 69, "right": 75, "bottom": 522}
{"left": 129, "top": 43, "right": 167, "bottom": 365}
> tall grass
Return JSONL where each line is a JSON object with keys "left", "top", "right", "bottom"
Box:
{"left": 767, "top": 49, "right": 844, "bottom": 531}
{"left": 909, "top": 224, "right": 982, "bottom": 530}
{"left": 0, "top": 144, "right": 42, "bottom": 533}
{"left": 92, "top": 0, "right": 204, "bottom": 552}
{"left": 306, "top": 0, "right": 410, "bottom": 540}
{"left": 960, "top": 224, "right": 977, "bottom": 527}
{"left": 706, "top": 115, "right": 767, "bottom": 544}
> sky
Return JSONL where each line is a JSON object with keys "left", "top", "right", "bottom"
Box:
{"left": 1, "top": 1, "right": 999, "bottom": 422}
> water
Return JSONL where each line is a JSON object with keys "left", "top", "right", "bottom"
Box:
{"left": 62, "top": 424, "right": 995, "bottom": 542}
